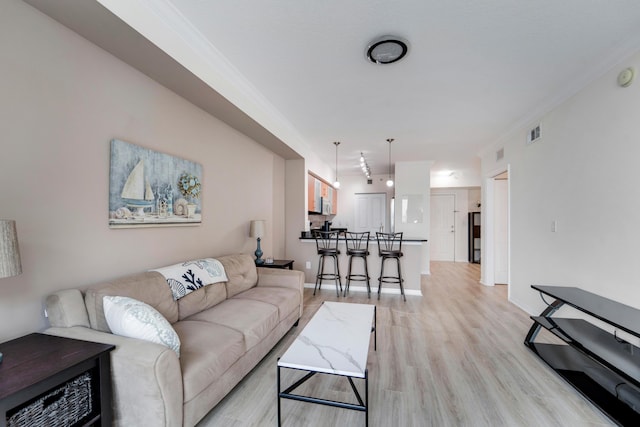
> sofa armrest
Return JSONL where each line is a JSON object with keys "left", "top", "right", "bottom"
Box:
{"left": 45, "top": 326, "right": 183, "bottom": 427}
{"left": 257, "top": 268, "right": 304, "bottom": 318}
{"left": 46, "top": 289, "right": 90, "bottom": 328}
{"left": 257, "top": 267, "right": 303, "bottom": 289}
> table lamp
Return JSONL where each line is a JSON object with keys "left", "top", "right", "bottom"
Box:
{"left": 0, "top": 220, "right": 23, "bottom": 364}
{"left": 250, "top": 220, "right": 265, "bottom": 265}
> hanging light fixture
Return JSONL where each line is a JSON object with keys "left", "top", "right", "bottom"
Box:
{"left": 360, "top": 152, "right": 371, "bottom": 179}
{"left": 386, "top": 138, "right": 394, "bottom": 187}
{"left": 333, "top": 141, "right": 341, "bottom": 188}
{"left": 366, "top": 36, "right": 409, "bottom": 65}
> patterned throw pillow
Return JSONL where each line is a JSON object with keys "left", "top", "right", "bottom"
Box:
{"left": 151, "top": 258, "right": 228, "bottom": 300}
{"left": 103, "top": 295, "right": 181, "bottom": 357}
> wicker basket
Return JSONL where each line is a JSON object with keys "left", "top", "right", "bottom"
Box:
{"left": 7, "top": 371, "right": 93, "bottom": 427}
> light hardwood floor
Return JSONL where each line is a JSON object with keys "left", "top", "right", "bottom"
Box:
{"left": 197, "top": 262, "right": 614, "bottom": 426}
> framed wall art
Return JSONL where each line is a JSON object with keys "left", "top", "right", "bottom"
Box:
{"left": 109, "top": 139, "right": 203, "bottom": 228}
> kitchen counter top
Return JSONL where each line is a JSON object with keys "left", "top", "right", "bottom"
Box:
{"left": 299, "top": 236, "right": 427, "bottom": 243}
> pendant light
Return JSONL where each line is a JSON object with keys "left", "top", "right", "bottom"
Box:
{"left": 360, "top": 152, "right": 371, "bottom": 179}
{"left": 386, "top": 138, "right": 394, "bottom": 187}
{"left": 333, "top": 141, "right": 341, "bottom": 188}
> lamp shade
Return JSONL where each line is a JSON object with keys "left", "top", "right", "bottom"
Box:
{"left": 0, "top": 220, "right": 22, "bottom": 279}
{"left": 249, "top": 220, "right": 265, "bottom": 238}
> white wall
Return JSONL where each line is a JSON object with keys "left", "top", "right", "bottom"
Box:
{"left": 394, "top": 161, "right": 432, "bottom": 239}
{"left": 0, "top": 0, "right": 286, "bottom": 341}
{"left": 468, "top": 188, "right": 481, "bottom": 211}
{"left": 430, "top": 158, "right": 482, "bottom": 188}
{"left": 394, "top": 161, "right": 432, "bottom": 274}
{"left": 480, "top": 49, "right": 640, "bottom": 315}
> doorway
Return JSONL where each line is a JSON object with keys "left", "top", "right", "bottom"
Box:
{"left": 482, "top": 167, "right": 510, "bottom": 294}
{"left": 430, "top": 194, "right": 456, "bottom": 261}
{"left": 493, "top": 172, "right": 509, "bottom": 285}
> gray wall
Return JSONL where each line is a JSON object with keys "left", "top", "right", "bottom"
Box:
{"left": 0, "top": 0, "right": 285, "bottom": 341}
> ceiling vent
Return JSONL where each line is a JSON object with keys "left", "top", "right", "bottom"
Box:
{"left": 527, "top": 124, "right": 542, "bottom": 144}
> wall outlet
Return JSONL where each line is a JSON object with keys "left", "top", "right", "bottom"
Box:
{"left": 305, "top": 261, "right": 311, "bottom": 269}
{"left": 551, "top": 220, "right": 557, "bottom": 232}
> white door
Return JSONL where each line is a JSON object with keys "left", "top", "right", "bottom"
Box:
{"left": 430, "top": 194, "right": 456, "bottom": 261}
{"left": 353, "top": 193, "right": 387, "bottom": 233}
{"left": 494, "top": 179, "right": 509, "bottom": 284}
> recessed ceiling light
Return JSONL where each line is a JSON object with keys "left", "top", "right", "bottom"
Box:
{"left": 366, "top": 36, "right": 409, "bottom": 65}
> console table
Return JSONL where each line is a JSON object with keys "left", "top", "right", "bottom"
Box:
{"left": 525, "top": 285, "right": 640, "bottom": 426}
{"left": 0, "top": 333, "right": 114, "bottom": 427}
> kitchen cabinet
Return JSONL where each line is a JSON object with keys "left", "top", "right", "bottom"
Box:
{"left": 307, "top": 175, "right": 321, "bottom": 213}
{"left": 307, "top": 173, "right": 338, "bottom": 215}
{"left": 307, "top": 177, "right": 315, "bottom": 213}
{"left": 320, "top": 182, "right": 329, "bottom": 198}
{"left": 332, "top": 186, "right": 338, "bottom": 214}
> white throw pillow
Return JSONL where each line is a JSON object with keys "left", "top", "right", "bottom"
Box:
{"left": 103, "top": 295, "right": 180, "bottom": 357}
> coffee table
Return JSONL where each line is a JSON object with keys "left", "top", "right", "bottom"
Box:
{"left": 277, "top": 301, "right": 376, "bottom": 426}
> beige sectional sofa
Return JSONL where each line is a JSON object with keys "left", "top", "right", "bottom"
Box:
{"left": 44, "top": 254, "right": 304, "bottom": 427}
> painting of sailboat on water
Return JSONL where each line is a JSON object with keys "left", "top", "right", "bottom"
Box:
{"left": 109, "top": 139, "right": 202, "bottom": 228}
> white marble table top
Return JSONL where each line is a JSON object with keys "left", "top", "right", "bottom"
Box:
{"left": 278, "top": 302, "right": 375, "bottom": 378}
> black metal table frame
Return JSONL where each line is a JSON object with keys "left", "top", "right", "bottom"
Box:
{"left": 524, "top": 285, "right": 640, "bottom": 426}
{"left": 277, "top": 306, "right": 376, "bottom": 426}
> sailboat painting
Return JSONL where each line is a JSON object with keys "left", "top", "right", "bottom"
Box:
{"left": 109, "top": 139, "right": 203, "bottom": 228}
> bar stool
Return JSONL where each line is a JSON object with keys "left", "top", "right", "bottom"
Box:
{"left": 376, "top": 232, "right": 406, "bottom": 301}
{"left": 343, "top": 231, "right": 371, "bottom": 297}
{"left": 313, "top": 230, "right": 342, "bottom": 297}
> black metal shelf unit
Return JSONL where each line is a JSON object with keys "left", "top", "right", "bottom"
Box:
{"left": 525, "top": 285, "right": 640, "bottom": 426}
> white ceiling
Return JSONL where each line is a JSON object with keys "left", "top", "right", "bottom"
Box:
{"left": 25, "top": 0, "right": 640, "bottom": 180}
{"left": 162, "top": 0, "right": 640, "bottom": 178}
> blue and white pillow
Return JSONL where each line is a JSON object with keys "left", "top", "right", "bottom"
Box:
{"left": 103, "top": 296, "right": 181, "bottom": 357}
{"left": 152, "top": 258, "right": 228, "bottom": 300}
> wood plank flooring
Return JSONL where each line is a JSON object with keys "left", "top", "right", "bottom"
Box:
{"left": 197, "top": 262, "right": 614, "bottom": 426}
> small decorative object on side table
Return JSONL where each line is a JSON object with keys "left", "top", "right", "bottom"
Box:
{"left": 0, "top": 333, "right": 114, "bottom": 426}
{"left": 250, "top": 220, "right": 266, "bottom": 265}
{"left": 256, "top": 259, "right": 294, "bottom": 270}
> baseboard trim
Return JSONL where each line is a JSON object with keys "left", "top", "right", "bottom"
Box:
{"left": 303, "top": 283, "right": 423, "bottom": 297}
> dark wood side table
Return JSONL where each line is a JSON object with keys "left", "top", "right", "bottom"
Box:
{"left": 0, "top": 333, "right": 114, "bottom": 427}
{"left": 257, "top": 259, "right": 294, "bottom": 270}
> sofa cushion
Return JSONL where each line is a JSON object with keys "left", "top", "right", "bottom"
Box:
{"left": 232, "top": 287, "right": 301, "bottom": 322}
{"left": 173, "top": 320, "right": 245, "bottom": 402}
{"left": 187, "top": 299, "right": 278, "bottom": 349}
{"left": 103, "top": 296, "right": 181, "bottom": 356}
{"left": 177, "top": 282, "right": 227, "bottom": 321}
{"left": 218, "top": 254, "right": 257, "bottom": 297}
{"left": 85, "top": 271, "right": 178, "bottom": 332}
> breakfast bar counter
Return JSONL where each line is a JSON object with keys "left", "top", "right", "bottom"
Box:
{"left": 294, "top": 236, "right": 428, "bottom": 296}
